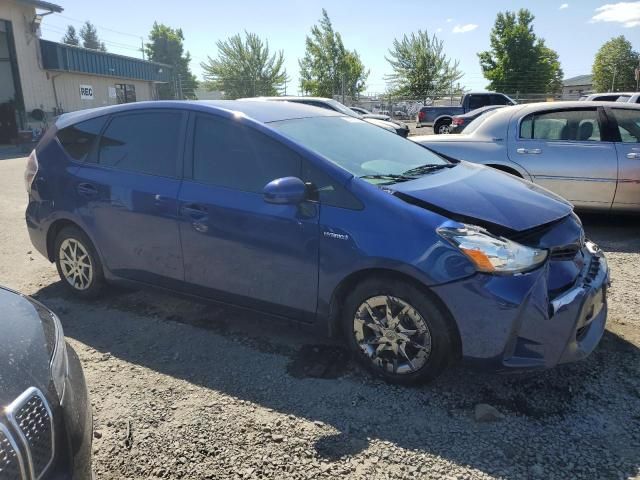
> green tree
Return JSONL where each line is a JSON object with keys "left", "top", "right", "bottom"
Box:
{"left": 201, "top": 32, "right": 287, "bottom": 99}
{"left": 385, "top": 30, "right": 462, "bottom": 103}
{"left": 145, "top": 22, "right": 198, "bottom": 99}
{"left": 299, "top": 9, "right": 369, "bottom": 98}
{"left": 592, "top": 36, "right": 639, "bottom": 92}
{"left": 79, "top": 21, "right": 106, "bottom": 51}
{"left": 478, "top": 9, "right": 563, "bottom": 94}
{"left": 62, "top": 25, "right": 79, "bottom": 46}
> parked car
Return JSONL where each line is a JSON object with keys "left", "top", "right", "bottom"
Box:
{"left": 413, "top": 102, "right": 640, "bottom": 212}
{"left": 0, "top": 285, "right": 92, "bottom": 479}
{"left": 350, "top": 106, "right": 385, "bottom": 119}
{"left": 247, "top": 96, "right": 410, "bottom": 137}
{"left": 579, "top": 92, "right": 635, "bottom": 102}
{"left": 615, "top": 92, "right": 640, "bottom": 104}
{"left": 416, "top": 92, "right": 516, "bottom": 133}
{"left": 27, "top": 100, "right": 609, "bottom": 385}
{"left": 449, "top": 105, "right": 505, "bottom": 134}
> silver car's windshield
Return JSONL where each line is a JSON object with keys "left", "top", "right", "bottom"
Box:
{"left": 270, "top": 116, "right": 448, "bottom": 180}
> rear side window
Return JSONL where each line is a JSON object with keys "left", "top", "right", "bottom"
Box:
{"left": 468, "top": 95, "right": 491, "bottom": 110}
{"left": 520, "top": 109, "right": 601, "bottom": 141}
{"left": 56, "top": 117, "right": 106, "bottom": 161}
{"left": 192, "top": 115, "right": 301, "bottom": 193}
{"left": 490, "top": 94, "right": 510, "bottom": 106}
{"left": 611, "top": 109, "right": 640, "bottom": 143}
{"left": 98, "top": 112, "right": 183, "bottom": 177}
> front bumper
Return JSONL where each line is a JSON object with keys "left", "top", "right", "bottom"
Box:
{"left": 431, "top": 241, "right": 610, "bottom": 371}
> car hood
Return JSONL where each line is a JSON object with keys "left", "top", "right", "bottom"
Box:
{"left": 0, "top": 287, "right": 54, "bottom": 405}
{"left": 362, "top": 113, "right": 391, "bottom": 121}
{"left": 389, "top": 161, "right": 573, "bottom": 233}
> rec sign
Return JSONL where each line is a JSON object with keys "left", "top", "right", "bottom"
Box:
{"left": 79, "top": 85, "right": 94, "bottom": 100}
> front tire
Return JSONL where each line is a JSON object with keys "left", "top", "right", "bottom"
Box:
{"left": 342, "top": 277, "right": 455, "bottom": 385}
{"left": 54, "top": 226, "right": 105, "bottom": 298}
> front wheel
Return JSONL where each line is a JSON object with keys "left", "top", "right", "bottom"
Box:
{"left": 342, "top": 277, "right": 455, "bottom": 385}
{"left": 54, "top": 226, "right": 105, "bottom": 298}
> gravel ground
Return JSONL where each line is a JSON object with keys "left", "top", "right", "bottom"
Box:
{"left": 1, "top": 156, "right": 639, "bottom": 480}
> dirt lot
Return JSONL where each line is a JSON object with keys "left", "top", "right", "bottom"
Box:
{"left": 1, "top": 156, "right": 639, "bottom": 480}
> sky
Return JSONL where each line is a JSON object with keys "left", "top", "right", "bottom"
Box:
{"left": 39, "top": 0, "right": 640, "bottom": 94}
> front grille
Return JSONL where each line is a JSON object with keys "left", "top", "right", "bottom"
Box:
{"left": 7, "top": 388, "right": 54, "bottom": 480}
{"left": 0, "top": 424, "right": 25, "bottom": 480}
{"left": 550, "top": 245, "right": 580, "bottom": 261}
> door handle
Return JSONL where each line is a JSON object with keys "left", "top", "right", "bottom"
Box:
{"left": 181, "top": 203, "right": 207, "bottom": 217}
{"left": 77, "top": 183, "right": 98, "bottom": 197}
{"left": 516, "top": 148, "right": 542, "bottom": 155}
{"left": 626, "top": 152, "right": 640, "bottom": 160}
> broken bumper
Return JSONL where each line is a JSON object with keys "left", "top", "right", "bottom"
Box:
{"left": 431, "top": 241, "right": 610, "bottom": 371}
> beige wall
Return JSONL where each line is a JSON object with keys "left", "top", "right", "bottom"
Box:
{"left": 51, "top": 73, "right": 155, "bottom": 112}
{"left": 0, "top": 1, "right": 56, "bottom": 113}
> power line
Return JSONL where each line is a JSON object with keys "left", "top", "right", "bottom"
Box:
{"left": 55, "top": 13, "right": 144, "bottom": 39}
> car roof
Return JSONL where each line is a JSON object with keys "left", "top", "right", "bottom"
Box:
{"left": 55, "top": 100, "right": 341, "bottom": 129}
{"left": 515, "top": 101, "right": 640, "bottom": 113}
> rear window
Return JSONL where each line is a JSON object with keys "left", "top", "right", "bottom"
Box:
{"left": 56, "top": 117, "right": 107, "bottom": 161}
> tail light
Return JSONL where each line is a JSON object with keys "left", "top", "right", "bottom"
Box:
{"left": 25, "top": 149, "right": 39, "bottom": 194}
{"left": 452, "top": 117, "right": 464, "bottom": 126}
{"left": 418, "top": 111, "right": 425, "bottom": 121}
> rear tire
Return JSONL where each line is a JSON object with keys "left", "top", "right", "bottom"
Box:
{"left": 434, "top": 119, "right": 452, "bottom": 135}
{"left": 342, "top": 277, "right": 454, "bottom": 385}
{"left": 54, "top": 226, "right": 105, "bottom": 298}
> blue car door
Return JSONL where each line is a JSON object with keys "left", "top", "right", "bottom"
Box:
{"left": 178, "top": 113, "right": 320, "bottom": 320}
{"left": 73, "top": 110, "right": 187, "bottom": 286}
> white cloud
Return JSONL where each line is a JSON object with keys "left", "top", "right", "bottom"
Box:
{"left": 559, "top": 3, "right": 569, "bottom": 9}
{"left": 591, "top": 2, "right": 640, "bottom": 28}
{"left": 452, "top": 23, "right": 479, "bottom": 33}
{"left": 446, "top": 18, "right": 453, "bottom": 23}
{"left": 436, "top": 27, "right": 443, "bottom": 32}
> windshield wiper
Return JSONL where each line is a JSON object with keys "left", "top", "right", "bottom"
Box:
{"left": 359, "top": 173, "right": 419, "bottom": 183}
{"left": 402, "top": 164, "right": 455, "bottom": 176}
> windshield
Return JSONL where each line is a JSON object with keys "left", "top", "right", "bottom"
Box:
{"left": 270, "top": 116, "right": 448, "bottom": 181}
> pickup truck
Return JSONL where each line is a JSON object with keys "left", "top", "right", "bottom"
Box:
{"left": 416, "top": 92, "right": 516, "bottom": 134}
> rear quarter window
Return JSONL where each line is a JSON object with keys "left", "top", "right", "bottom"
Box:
{"left": 56, "top": 117, "right": 107, "bottom": 161}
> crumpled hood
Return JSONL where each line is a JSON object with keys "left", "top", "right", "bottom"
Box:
{"left": 389, "top": 161, "right": 573, "bottom": 232}
{"left": 0, "top": 287, "right": 54, "bottom": 405}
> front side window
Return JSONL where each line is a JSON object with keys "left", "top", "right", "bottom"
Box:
{"left": 611, "top": 109, "right": 640, "bottom": 143}
{"left": 520, "top": 109, "right": 601, "bottom": 141}
{"left": 57, "top": 116, "right": 107, "bottom": 161}
{"left": 192, "top": 115, "right": 301, "bottom": 193}
{"left": 115, "top": 84, "right": 136, "bottom": 104}
{"left": 98, "top": 112, "right": 182, "bottom": 177}
{"left": 270, "top": 116, "right": 448, "bottom": 181}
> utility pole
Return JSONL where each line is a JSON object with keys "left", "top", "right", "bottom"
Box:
{"left": 341, "top": 73, "right": 345, "bottom": 105}
{"left": 140, "top": 37, "right": 145, "bottom": 60}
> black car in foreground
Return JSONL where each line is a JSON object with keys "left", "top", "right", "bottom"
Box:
{"left": 0, "top": 286, "right": 92, "bottom": 479}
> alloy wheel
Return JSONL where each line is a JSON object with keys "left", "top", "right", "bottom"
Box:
{"left": 353, "top": 295, "right": 432, "bottom": 375}
{"left": 58, "top": 238, "right": 93, "bottom": 291}
{"left": 438, "top": 124, "right": 451, "bottom": 134}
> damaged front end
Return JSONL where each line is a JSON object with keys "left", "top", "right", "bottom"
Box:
{"left": 430, "top": 212, "right": 610, "bottom": 370}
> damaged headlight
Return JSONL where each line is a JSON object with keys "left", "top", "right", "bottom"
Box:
{"left": 437, "top": 223, "right": 548, "bottom": 274}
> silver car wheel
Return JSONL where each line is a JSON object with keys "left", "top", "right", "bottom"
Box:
{"left": 59, "top": 238, "right": 93, "bottom": 291}
{"left": 353, "top": 295, "right": 432, "bottom": 375}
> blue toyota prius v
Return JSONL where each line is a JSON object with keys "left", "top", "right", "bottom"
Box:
{"left": 25, "top": 100, "right": 610, "bottom": 385}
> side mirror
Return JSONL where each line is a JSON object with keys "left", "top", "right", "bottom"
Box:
{"left": 263, "top": 177, "right": 307, "bottom": 205}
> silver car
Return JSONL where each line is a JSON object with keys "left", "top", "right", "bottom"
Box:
{"left": 413, "top": 102, "right": 640, "bottom": 212}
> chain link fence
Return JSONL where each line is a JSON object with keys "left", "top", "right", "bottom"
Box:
{"left": 336, "top": 92, "right": 584, "bottom": 122}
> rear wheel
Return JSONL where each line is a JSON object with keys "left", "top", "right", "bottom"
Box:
{"left": 342, "top": 277, "right": 454, "bottom": 385}
{"left": 54, "top": 226, "right": 105, "bottom": 298}
{"left": 434, "top": 119, "right": 452, "bottom": 134}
